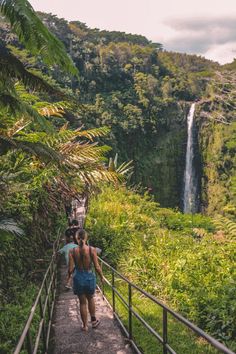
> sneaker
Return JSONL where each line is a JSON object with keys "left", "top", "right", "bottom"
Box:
{"left": 65, "top": 285, "right": 72, "bottom": 290}
{"left": 92, "top": 319, "right": 100, "bottom": 328}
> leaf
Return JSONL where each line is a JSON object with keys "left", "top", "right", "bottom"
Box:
{"left": 0, "top": 218, "right": 24, "bottom": 236}
{"left": 0, "top": 0, "right": 78, "bottom": 75}
{"left": 0, "top": 43, "right": 56, "bottom": 92}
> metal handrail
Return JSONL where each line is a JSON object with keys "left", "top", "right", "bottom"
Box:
{"left": 98, "top": 257, "right": 235, "bottom": 354}
{"left": 14, "top": 230, "right": 62, "bottom": 354}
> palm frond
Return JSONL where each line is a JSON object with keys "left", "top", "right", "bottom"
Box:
{"left": 78, "top": 168, "right": 120, "bottom": 185}
{"left": 61, "top": 141, "right": 110, "bottom": 157}
{"left": 6, "top": 117, "right": 30, "bottom": 137}
{"left": 0, "top": 218, "right": 24, "bottom": 236}
{"left": 34, "top": 127, "right": 110, "bottom": 149}
{"left": 116, "top": 160, "right": 134, "bottom": 177}
{"left": 35, "top": 102, "right": 68, "bottom": 117}
{"left": 0, "top": 43, "right": 55, "bottom": 92}
{"left": 108, "top": 153, "right": 133, "bottom": 177}
{"left": 192, "top": 228, "right": 209, "bottom": 238}
{"left": 0, "top": 0, "right": 78, "bottom": 75}
{"left": 75, "top": 126, "right": 110, "bottom": 141}
{"left": 16, "top": 140, "right": 63, "bottom": 164}
{"left": 0, "top": 91, "right": 54, "bottom": 132}
{"left": 0, "top": 135, "right": 63, "bottom": 164}
{"left": 213, "top": 215, "right": 236, "bottom": 238}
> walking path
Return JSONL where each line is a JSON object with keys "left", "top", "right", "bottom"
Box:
{"left": 52, "top": 265, "right": 133, "bottom": 354}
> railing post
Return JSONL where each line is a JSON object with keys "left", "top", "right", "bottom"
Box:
{"left": 112, "top": 270, "right": 115, "bottom": 314}
{"left": 53, "top": 269, "right": 57, "bottom": 296}
{"left": 39, "top": 296, "right": 47, "bottom": 352}
{"left": 44, "top": 277, "right": 48, "bottom": 296}
{"left": 101, "top": 262, "right": 105, "bottom": 298}
{"left": 163, "top": 308, "right": 168, "bottom": 354}
{"left": 26, "top": 330, "right": 33, "bottom": 354}
{"left": 128, "top": 283, "right": 132, "bottom": 340}
{"left": 44, "top": 276, "right": 51, "bottom": 320}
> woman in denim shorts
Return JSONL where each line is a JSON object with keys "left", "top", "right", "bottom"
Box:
{"left": 68, "top": 229, "right": 104, "bottom": 331}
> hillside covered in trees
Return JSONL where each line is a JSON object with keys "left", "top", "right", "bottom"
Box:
{"left": 0, "top": 3, "right": 236, "bottom": 353}
{"left": 3, "top": 11, "right": 235, "bottom": 212}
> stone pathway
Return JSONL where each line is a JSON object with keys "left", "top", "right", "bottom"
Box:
{"left": 51, "top": 265, "right": 133, "bottom": 354}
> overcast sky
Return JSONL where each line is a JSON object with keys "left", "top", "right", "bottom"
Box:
{"left": 30, "top": 0, "right": 236, "bottom": 64}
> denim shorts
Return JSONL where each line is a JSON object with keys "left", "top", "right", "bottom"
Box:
{"left": 73, "top": 269, "right": 96, "bottom": 296}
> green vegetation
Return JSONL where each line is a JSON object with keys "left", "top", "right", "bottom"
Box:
{"left": 2, "top": 10, "right": 235, "bottom": 213}
{"left": 87, "top": 186, "right": 236, "bottom": 352}
{"left": 198, "top": 71, "right": 236, "bottom": 215}
{"left": 34, "top": 13, "right": 235, "bottom": 213}
{"left": 1, "top": 10, "right": 224, "bottom": 209}
{"left": 0, "top": 2, "right": 120, "bottom": 352}
{"left": 1, "top": 285, "right": 38, "bottom": 353}
{"left": 99, "top": 277, "right": 218, "bottom": 354}
{"left": 0, "top": 2, "right": 236, "bottom": 353}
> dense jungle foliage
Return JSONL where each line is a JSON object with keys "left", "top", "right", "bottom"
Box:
{"left": 0, "top": 2, "right": 121, "bottom": 352}
{"left": 3, "top": 10, "right": 235, "bottom": 211}
{"left": 0, "top": 1, "right": 236, "bottom": 353}
{"left": 87, "top": 186, "right": 236, "bottom": 351}
{"left": 31, "top": 14, "right": 236, "bottom": 213}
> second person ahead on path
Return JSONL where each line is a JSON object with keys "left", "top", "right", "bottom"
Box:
{"left": 58, "top": 232, "right": 77, "bottom": 289}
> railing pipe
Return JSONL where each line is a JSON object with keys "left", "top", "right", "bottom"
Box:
{"left": 14, "top": 230, "right": 61, "bottom": 354}
{"left": 26, "top": 331, "right": 32, "bottom": 354}
{"left": 128, "top": 283, "right": 132, "bottom": 340}
{"left": 39, "top": 297, "right": 46, "bottom": 352}
{"left": 98, "top": 257, "right": 235, "bottom": 354}
{"left": 163, "top": 308, "right": 168, "bottom": 354}
{"left": 112, "top": 269, "right": 115, "bottom": 314}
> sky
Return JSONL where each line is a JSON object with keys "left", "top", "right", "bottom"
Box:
{"left": 30, "top": 0, "right": 236, "bottom": 64}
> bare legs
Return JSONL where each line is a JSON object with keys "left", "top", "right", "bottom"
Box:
{"left": 65, "top": 273, "right": 72, "bottom": 288}
{"left": 78, "top": 294, "right": 96, "bottom": 330}
{"left": 87, "top": 295, "right": 95, "bottom": 318}
{"left": 78, "top": 295, "right": 88, "bottom": 330}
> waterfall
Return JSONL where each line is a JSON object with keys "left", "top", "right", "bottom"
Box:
{"left": 183, "top": 103, "right": 197, "bottom": 213}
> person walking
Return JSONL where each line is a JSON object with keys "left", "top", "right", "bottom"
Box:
{"left": 58, "top": 231, "right": 77, "bottom": 289}
{"left": 65, "top": 219, "right": 79, "bottom": 244}
{"left": 68, "top": 229, "right": 104, "bottom": 331}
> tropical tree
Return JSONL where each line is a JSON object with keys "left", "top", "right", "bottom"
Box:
{"left": 0, "top": 0, "right": 78, "bottom": 123}
{"left": 0, "top": 0, "right": 120, "bottom": 241}
{"left": 0, "top": 0, "right": 77, "bottom": 74}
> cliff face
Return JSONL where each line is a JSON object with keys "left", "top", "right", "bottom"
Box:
{"left": 198, "top": 119, "right": 236, "bottom": 215}
{"left": 115, "top": 102, "right": 188, "bottom": 208}
{"left": 196, "top": 71, "right": 236, "bottom": 215}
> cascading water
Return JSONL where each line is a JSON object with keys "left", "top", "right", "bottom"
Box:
{"left": 183, "top": 103, "right": 197, "bottom": 213}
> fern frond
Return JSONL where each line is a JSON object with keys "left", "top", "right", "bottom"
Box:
{"left": 193, "top": 228, "right": 209, "bottom": 238}
{"left": 0, "top": 218, "right": 24, "bottom": 236}
{"left": 59, "top": 122, "right": 69, "bottom": 131}
{"left": 0, "top": 0, "right": 78, "bottom": 75}
{"left": 0, "top": 43, "right": 55, "bottom": 92}
{"left": 115, "top": 160, "right": 133, "bottom": 176}
{"left": 16, "top": 140, "right": 63, "bottom": 164}
{"left": 213, "top": 215, "right": 236, "bottom": 238}
{"left": 0, "top": 91, "right": 54, "bottom": 132}
{"left": 74, "top": 126, "right": 110, "bottom": 141}
{"left": 0, "top": 135, "right": 63, "bottom": 164}
{"left": 78, "top": 168, "right": 120, "bottom": 185}
{"left": 108, "top": 154, "right": 133, "bottom": 177}
{"left": 36, "top": 102, "right": 69, "bottom": 117}
{"left": 7, "top": 117, "right": 30, "bottom": 137}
